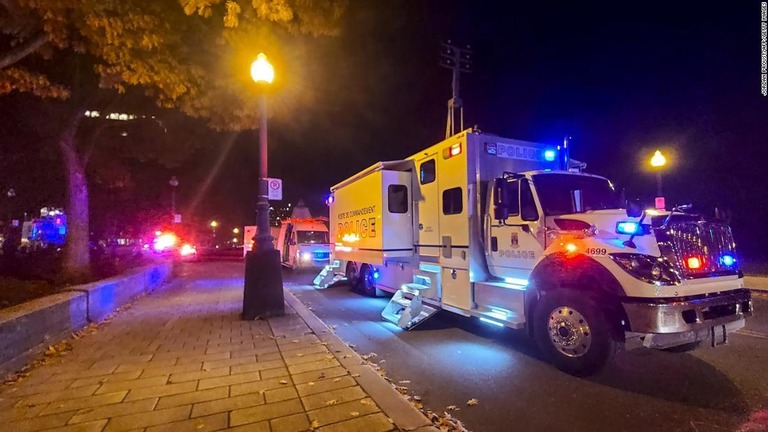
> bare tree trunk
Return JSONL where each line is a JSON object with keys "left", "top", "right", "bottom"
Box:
{"left": 0, "top": 32, "right": 48, "bottom": 69}
{"left": 58, "top": 111, "right": 90, "bottom": 281}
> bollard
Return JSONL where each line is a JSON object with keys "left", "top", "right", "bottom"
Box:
{"left": 242, "top": 249, "right": 284, "bottom": 320}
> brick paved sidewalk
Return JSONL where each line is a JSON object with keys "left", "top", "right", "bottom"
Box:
{"left": 0, "top": 265, "right": 435, "bottom": 432}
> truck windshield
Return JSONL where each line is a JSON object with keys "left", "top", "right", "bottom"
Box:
{"left": 532, "top": 174, "right": 622, "bottom": 216}
{"left": 296, "top": 231, "right": 329, "bottom": 244}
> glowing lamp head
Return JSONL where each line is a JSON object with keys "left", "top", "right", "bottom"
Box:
{"left": 210, "top": 221, "right": 218, "bottom": 228}
{"left": 686, "top": 256, "right": 703, "bottom": 270}
{"left": 251, "top": 53, "right": 274, "bottom": 84}
{"left": 544, "top": 149, "right": 557, "bottom": 162}
{"left": 301, "top": 252, "right": 312, "bottom": 261}
{"left": 650, "top": 150, "right": 667, "bottom": 168}
{"left": 372, "top": 268, "right": 381, "bottom": 280}
{"left": 564, "top": 243, "right": 578, "bottom": 253}
{"left": 153, "top": 233, "right": 178, "bottom": 252}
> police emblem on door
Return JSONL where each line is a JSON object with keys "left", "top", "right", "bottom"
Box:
{"left": 510, "top": 233, "right": 519, "bottom": 249}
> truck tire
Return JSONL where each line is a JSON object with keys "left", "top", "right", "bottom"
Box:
{"left": 358, "top": 264, "right": 378, "bottom": 297}
{"left": 534, "top": 289, "right": 618, "bottom": 376}
{"left": 345, "top": 262, "right": 359, "bottom": 289}
{"left": 661, "top": 341, "right": 702, "bottom": 353}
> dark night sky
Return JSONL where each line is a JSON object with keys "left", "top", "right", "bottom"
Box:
{"left": 204, "top": 1, "right": 767, "bottom": 254}
{"left": 2, "top": 1, "right": 767, "bottom": 257}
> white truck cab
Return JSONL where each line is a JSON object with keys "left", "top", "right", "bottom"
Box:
{"left": 317, "top": 128, "right": 753, "bottom": 375}
{"left": 276, "top": 218, "right": 331, "bottom": 270}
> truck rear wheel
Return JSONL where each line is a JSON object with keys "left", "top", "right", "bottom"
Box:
{"left": 534, "top": 290, "right": 618, "bottom": 376}
{"left": 358, "top": 264, "right": 378, "bottom": 297}
{"left": 345, "top": 262, "right": 358, "bottom": 289}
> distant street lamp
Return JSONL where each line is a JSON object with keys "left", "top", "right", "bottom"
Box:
{"left": 650, "top": 150, "right": 667, "bottom": 196}
{"left": 233, "top": 228, "right": 240, "bottom": 234}
{"left": 169, "top": 177, "right": 179, "bottom": 220}
{"left": 243, "top": 52, "right": 284, "bottom": 320}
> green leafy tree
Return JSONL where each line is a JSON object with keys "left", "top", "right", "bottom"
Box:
{"left": 0, "top": 0, "right": 347, "bottom": 279}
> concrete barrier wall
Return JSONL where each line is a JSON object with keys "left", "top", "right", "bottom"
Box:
{"left": 0, "top": 261, "right": 174, "bottom": 378}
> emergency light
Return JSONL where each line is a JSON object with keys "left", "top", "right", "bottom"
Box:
{"left": 544, "top": 149, "right": 557, "bottom": 162}
{"left": 686, "top": 256, "right": 703, "bottom": 270}
{"left": 616, "top": 221, "right": 641, "bottom": 235}
{"left": 442, "top": 142, "right": 462, "bottom": 159}
{"left": 720, "top": 254, "right": 736, "bottom": 267}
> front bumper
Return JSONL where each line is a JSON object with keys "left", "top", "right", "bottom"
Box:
{"left": 622, "top": 289, "right": 753, "bottom": 334}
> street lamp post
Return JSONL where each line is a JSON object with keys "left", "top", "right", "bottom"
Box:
{"left": 169, "top": 177, "right": 179, "bottom": 221}
{"left": 650, "top": 150, "right": 667, "bottom": 209}
{"left": 243, "top": 52, "right": 284, "bottom": 320}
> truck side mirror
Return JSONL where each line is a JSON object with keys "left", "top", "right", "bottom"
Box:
{"left": 626, "top": 199, "right": 643, "bottom": 218}
{"left": 493, "top": 178, "right": 509, "bottom": 221}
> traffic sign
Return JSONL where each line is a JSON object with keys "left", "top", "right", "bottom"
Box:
{"left": 267, "top": 178, "right": 282, "bottom": 200}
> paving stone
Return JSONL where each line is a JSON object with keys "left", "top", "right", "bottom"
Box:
{"left": 258, "top": 367, "right": 289, "bottom": 380}
{"left": 39, "top": 391, "right": 128, "bottom": 415}
{"left": 270, "top": 412, "right": 310, "bottom": 432}
{"left": 44, "top": 419, "right": 109, "bottom": 432}
{"left": 198, "top": 371, "right": 261, "bottom": 390}
{"left": 255, "top": 351, "right": 283, "bottom": 362}
{"left": 227, "top": 421, "right": 270, "bottom": 432}
{"left": 139, "top": 363, "right": 202, "bottom": 378}
{"left": 264, "top": 386, "right": 298, "bottom": 403}
{"left": 90, "top": 355, "right": 153, "bottom": 370}
{"left": 20, "top": 384, "right": 100, "bottom": 405}
{"left": 316, "top": 412, "right": 394, "bottom": 432}
{"left": 70, "top": 370, "right": 143, "bottom": 388}
{"left": 7, "top": 412, "right": 74, "bottom": 432}
{"left": 123, "top": 381, "right": 197, "bottom": 401}
{"left": 230, "top": 398, "right": 304, "bottom": 427}
{"left": 296, "top": 376, "right": 357, "bottom": 397}
{"left": 191, "top": 393, "right": 265, "bottom": 418}
{"left": 287, "top": 358, "right": 341, "bottom": 375}
{"left": 175, "top": 352, "right": 231, "bottom": 366}
{"left": 283, "top": 351, "right": 335, "bottom": 366}
{"left": 307, "top": 398, "right": 381, "bottom": 427}
{"left": 203, "top": 357, "right": 282, "bottom": 371}
{"left": 114, "top": 359, "right": 178, "bottom": 373}
{"left": 0, "top": 401, "right": 47, "bottom": 422}
{"left": 68, "top": 397, "right": 158, "bottom": 424}
{"left": 302, "top": 386, "right": 368, "bottom": 411}
{"left": 230, "top": 377, "right": 292, "bottom": 398}
{"left": 169, "top": 367, "right": 229, "bottom": 384}
{"left": 95, "top": 376, "right": 169, "bottom": 394}
{"left": 4, "top": 378, "right": 78, "bottom": 397}
{"left": 156, "top": 386, "right": 228, "bottom": 410}
{"left": 145, "top": 412, "right": 229, "bottom": 432}
{"left": 290, "top": 366, "right": 349, "bottom": 384}
{"left": 103, "top": 405, "right": 191, "bottom": 431}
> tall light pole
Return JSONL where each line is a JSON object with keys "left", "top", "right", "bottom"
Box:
{"left": 169, "top": 176, "right": 178, "bottom": 221}
{"left": 250, "top": 52, "right": 275, "bottom": 251}
{"left": 243, "top": 52, "right": 284, "bottom": 320}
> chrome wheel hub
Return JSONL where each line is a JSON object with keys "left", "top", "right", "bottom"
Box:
{"left": 547, "top": 306, "right": 592, "bottom": 358}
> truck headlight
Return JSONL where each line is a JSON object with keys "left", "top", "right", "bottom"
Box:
{"left": 609, "top": 253, "right": 681, "bottom": 286}
{"left": 301, "top": 252, "right": 311, "bottom": 261}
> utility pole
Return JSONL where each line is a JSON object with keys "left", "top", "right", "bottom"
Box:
{"left": 440, "top": 40, "right": 473, "bottom": 139}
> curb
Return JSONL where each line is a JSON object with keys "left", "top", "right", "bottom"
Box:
{"left": 745, "top": 276, "right": 768, "bottom": 293}
{"left": 284, "top": 290, "right": 439, "bottom": 432}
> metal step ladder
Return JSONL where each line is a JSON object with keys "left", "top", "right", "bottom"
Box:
{"left": 313, "top": 260, "right": 345, "bottom": 289}
{"left": 381, "top": 275, "right": 439, "bottom": 330}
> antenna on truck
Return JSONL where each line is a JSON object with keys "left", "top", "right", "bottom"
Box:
{"left": 440, "top": 40, "right": 473, "bottom": 138}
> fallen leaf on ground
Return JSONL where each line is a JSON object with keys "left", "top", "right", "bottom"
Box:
{"left": 350, "top": 411, "right": 360, "bottom": 416}
{"left": 351, "top": 373, "right": 360, "bottom": 377}
{"left": 326, "top": 399, "right": 337, "bottom": 405}
{"left": 310, "top": 419, "right": 320, "bottom": 430}
{"left": 279, "top": 380, "right": 288, "bottom": 385}
{"left": 308, "top": 381, "right": 315, "bottom": 386}
{"left": 467, "top": 398, "right": 479, "bottom": 406}
{"left": 399, "top": 380, "right": 411, "bottom": 384}
{"left": 446, "top": 405, "right": 459, "bottom": 411}
{"left": 360, "top": 399, "right": 372, "bottom": 405}
{"left": 333, "top": 378, "right": 341, "bottom": 382}
{"left": 291, "top": 340, "right": 299, "bottom": 343}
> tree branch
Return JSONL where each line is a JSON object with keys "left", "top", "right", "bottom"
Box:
{"left": 0, "top": 32, "right": 48, "bottom": 69}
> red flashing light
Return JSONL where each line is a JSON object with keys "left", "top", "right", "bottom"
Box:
{"left": 686, "top": 256, "right": 703, "bottom": 270}
{"left": 564, "top": 243, "right": 578, "bottom": 254}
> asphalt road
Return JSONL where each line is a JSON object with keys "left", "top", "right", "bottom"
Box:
{"left": 276, "top": 269, "right": 768, "bottom": 432}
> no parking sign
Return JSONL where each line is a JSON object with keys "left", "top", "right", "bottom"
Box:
{"left": 267, "top": 178, "right": 282, "bottom": 200}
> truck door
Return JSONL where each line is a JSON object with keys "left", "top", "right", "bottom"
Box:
{"left": 416, "top": 156, "right": 440, "bottom": 257}
{"left": 486, "top": 178, "right": 545, "bottom": 282}
{"left": 281, "top": 223, "right": 293, "bottom": 264}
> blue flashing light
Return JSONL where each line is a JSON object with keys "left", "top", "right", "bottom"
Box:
{"left": 543, "top": 149, "right": 557, "bottom": 162}
{"left": 616, "top": 221, "right": 641, "bottom": 235}
{"left": 372, "top": 268, "right": 380, "bottom": 280}
{"left": 479, "top": 317, "right": 504, "bottom": 327}
{"left": 325, "top": 195, "right": 334, "bottom": 206}
{"left": 721, "top": 254, "right": 736, "bottom": 266}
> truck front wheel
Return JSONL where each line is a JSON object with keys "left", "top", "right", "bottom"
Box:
{"left": 534, "top": 290, "right": 618, "bottom": 376}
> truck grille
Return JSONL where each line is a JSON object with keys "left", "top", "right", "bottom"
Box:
{"left": 655, "top": 222, "right": 738, "bottom": 279}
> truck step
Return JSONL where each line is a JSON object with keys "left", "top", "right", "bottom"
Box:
{"left": 313, "top": 262, "right": 344, "bottom": 289}
{"left": 381, "top": 290, "right": 438, "bottom": 330}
